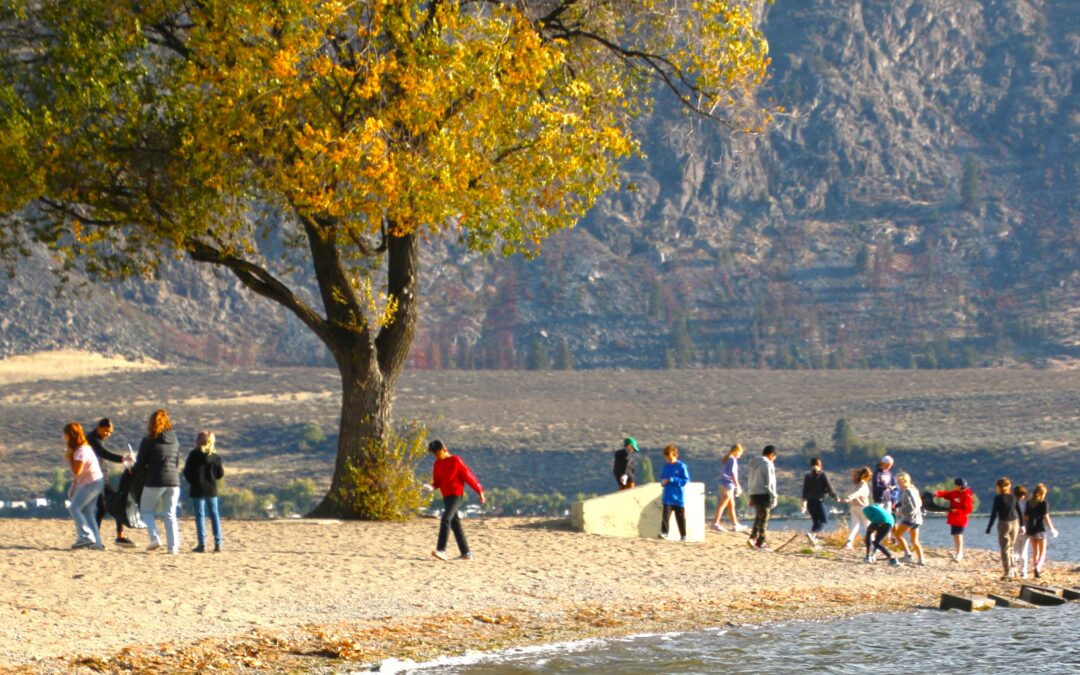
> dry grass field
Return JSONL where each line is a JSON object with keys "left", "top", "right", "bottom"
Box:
{"left": 0, "top": 354, "right": 1077, "bottom": 501}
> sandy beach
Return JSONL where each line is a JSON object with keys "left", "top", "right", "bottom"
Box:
{"left": 2, "top": 516, "right": 1077, "bottom": 673}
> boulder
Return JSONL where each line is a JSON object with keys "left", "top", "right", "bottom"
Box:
{"left": 939, "top": 594, "right": 995, "bottom": 612}
{"left": 571, "top": 482, "right": 706, "bottom": 542}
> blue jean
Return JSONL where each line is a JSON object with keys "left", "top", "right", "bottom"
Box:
{"left": 192, "top": 497, "right": 223, "bottom": 547}
{"left": 141, "top": 486, "right": 180, "bottom": 553}
{"left": 69, "top": 479, "right": 104, "bottom": 545}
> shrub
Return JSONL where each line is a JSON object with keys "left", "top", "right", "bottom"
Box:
{"left": 219, "top": 486, "right": 258, "bottom": 518}
{"left": 277, "top": 478, "right": 320, "bottom": 516}
{"left": 331, "top": 424, "right": 428, "bottom": 520}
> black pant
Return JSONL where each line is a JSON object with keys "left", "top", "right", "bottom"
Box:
{"left": 807, "top": 498, "right": 828, "bottom": 533}
{"left": 661, "top": 504, "right": 686, "bottom": 538}
{"left": 437, "top": 495, "right": 470, "bottom": 555}
{"left": 749, "top": 494, "right": 772, "bottom": 545}
{"left": 94, "top": 479, "right": 123, "bottom": 537}
{"left": 866, "top": 522, "right": 893, "bottom": 558}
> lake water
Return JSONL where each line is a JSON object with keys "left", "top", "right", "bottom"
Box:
{"left": 394, "top": 516, "right": 1080, "bottom": 674}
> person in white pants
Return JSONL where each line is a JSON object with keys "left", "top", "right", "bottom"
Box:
{"left": 843, "top": 467, "right": 872, "bottom": 549}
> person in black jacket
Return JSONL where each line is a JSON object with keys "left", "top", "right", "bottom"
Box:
{"left": 613, "top": 437, "right": 638, "bottom": 490}
{"left": 87, "top": 418, "right": 136, "bottom": 546}
{"left": 132, "top": 409, "right": 181, "bottom": 554}
{"left": 183, "top": 431, "right": 225, "bottom": 553}
{"left": 801, "top": 457, "right": 837, "bottom": 545}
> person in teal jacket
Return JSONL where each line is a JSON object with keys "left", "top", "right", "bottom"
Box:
{"left": 862, "top": 503, "right": 900, "bottom": 565}
{"left": 659, "top": 444, "right": 690, "bottom": 541}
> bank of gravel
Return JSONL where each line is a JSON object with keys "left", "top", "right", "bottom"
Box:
{"left": 1, "top": 517, "right": 1076, "bottom": 673}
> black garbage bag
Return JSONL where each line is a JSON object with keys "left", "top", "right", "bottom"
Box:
{"left": 107, "top": 468, "right": 145, "bottom": 528}
{"left": 921, "top": 490, "right": 950, "bottom": 513}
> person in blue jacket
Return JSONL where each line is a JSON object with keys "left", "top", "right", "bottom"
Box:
{"left": 659, "top": 444, "right": 690, "bottom": 541}
{"left": 863, "top": 503, "right": 900, "bottom": 566}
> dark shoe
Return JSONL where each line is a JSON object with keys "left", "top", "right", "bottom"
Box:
{"left": 458, "top": 552, "right": 472, "bottom": 560}
{"left": 213, "top": 543, "right": 222, "bottom": 553}
{"left": 115, "top": 537, "right": 136, "bottom": 547}
{"left": 192, "top": 544, "right": 206, "bottom": 553}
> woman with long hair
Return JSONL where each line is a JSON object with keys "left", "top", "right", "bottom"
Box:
{"left": 64, "top": 422, "right": 106, "bottom": 549}
{"left": 1026, "top": 483, "right": 1059, "bottom": 579}
{"left": 842, "top": 467, "right": 873, "bottom": 550}
{"left": 711, "top": 444, "right": 747, "bottom": 532}
{"left": 182, "top": 430, "right": 225, "bottom": 553}
{"left": 132, "top": 409, "right": 181, "bottom": 553}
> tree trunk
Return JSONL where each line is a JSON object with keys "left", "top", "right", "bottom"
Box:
{"left": 308, "top": 354, "right": 392, "bottom": 518}
{"left": 308, "top": 231, "right": 420, "bottom": 519}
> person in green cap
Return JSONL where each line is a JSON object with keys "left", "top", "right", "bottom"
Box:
{"left": 613, "top": 437, "right": 639, "bottom": 490}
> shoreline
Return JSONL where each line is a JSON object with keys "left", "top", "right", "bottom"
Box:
{"left": 1, "top": 517, "right": 1078, "bottom": 673}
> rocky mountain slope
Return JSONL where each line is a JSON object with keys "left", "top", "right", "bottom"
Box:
{"left": 1, "top": 0, "right": 1077, "bottom": 369}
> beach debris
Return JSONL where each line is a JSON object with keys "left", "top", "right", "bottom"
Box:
{"left": 1061, "top": 587, "right": 1080, "bottom": 601}
{"left": 773, "top": 533, "right": 802, "bottom": 553}
{"left": 1019, "top": 585, "right": 1068, "bottom": 606}
{"left": 938, "top": 593, "right": 995, "bottom": 612}
{"left": 987, "top": 594, "right": 1037, "bottom": 609}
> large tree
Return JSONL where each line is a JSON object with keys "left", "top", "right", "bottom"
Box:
{"left": 0, "top": 0, "right": 773, "bottom": 518}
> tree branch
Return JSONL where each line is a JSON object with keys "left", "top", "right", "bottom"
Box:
{"left": 186, "top": 239, "right": 335, "bottom": 346}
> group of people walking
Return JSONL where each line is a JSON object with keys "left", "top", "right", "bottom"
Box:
{"left": 63, "top": 410, "right": 225, "bottom": 554}
{"left": 616, "top": 440, "right": 1063, "bottom": 576}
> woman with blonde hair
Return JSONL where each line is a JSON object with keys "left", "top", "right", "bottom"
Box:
{"left": 842, "top": 467, "right": 873, "bottom": 550}
{"left": 132, "top": 409, "right": 181, "bottom": 553}
{"left": 183, "top": 431, "right": 225, "bottom": 552}
{"left": 64, "top": 422, "right": 106, "bottom": 549}
{"left": 893, "top": 472, "right": 925, "bottom": 566}
{"left": 1026, "top": 483, "right": 1059, "bottom": 579}
{"left": 711, "top": 444, "right": 747, "bottom": 532}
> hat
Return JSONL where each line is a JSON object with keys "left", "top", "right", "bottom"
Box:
{"left": 428, "top": 439, "right": 446, "bottom": 453}
{"left": 954, "top": 477, "right": 967, "bottom": 488}
{"left": 880, "top": 455, "right": 894, "bottom": 465}
{"left": 623, "top": 437, "right": 639, "bottom": 452}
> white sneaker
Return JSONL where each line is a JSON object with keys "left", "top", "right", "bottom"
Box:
{"left": 431, "top": 550, "right": 449, "bottom": 561}
{"left": 805, "top": 533, "right": 817, "bottom": 545}
{"left": 711, "top": 523, "right": 727, "bottom": 532}
{"left": 146, "top": 541, "right": 161, "bottom": 552}
{"left": 734, "top": 524, "right": 750, "bottom": 533}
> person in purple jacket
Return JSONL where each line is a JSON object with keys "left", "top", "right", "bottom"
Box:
{"left": 659, "top": 444, "right": 690, "bottom": 541}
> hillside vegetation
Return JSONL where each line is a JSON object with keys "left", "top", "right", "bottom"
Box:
{"left": 0, "top": 0, "right": 1077, "bottom": 370}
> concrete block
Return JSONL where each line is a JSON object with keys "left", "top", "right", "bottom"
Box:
{"left": 1061, "top": 587, "right": 1080, "bottom": 601}
{"left": 1019, "top": 586, "right": 1068, "bottom": 606}
{"left": 939, "top": 594, "right": 995, "bottom": 612}
{"left": 987, "top": 594, "right": 1037, "bottom": 609}
{"left": 570, "top": 482, "right": 706, "bottom": 542}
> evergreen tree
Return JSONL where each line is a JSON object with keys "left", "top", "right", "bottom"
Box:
{"left": 553, "top": 338, "right": 574, "bottom": 371}
{"left": 526, "top": 336, "right": 551, "bottom": 370}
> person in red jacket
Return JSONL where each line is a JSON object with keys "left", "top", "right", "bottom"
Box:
{"left": 936, "top": 477, "right": 974, "bottom": 562}
{"left": 426, "top": 439, "right": 485, "bottom": 561}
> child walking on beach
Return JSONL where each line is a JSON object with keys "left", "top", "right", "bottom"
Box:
{"left": 659, "top": 445, "right": 690, "bottom": 541}
{"left": 64, "top": 422, "right": 106, "bottom": 550}
{"left": 711, "top": 444, "right": 746, "bottom": 532}
{"left": 801, "top": 457, "right": 837, "bottom": 546}
{"left": 1026, "top": 483, "right": 1059, "bottom": 579}
{"left": 936, "top": 478, "right": 974, "bottom": 562}
{"left": 427, "top": 439, "right": 485, "bottom": 561}
{"left": 893, "top": 472, "right": 925, "bottom": 566}
{"left": 1014, "top": 485, "right": 1031, "bottom": 577}
{"left": 862, "top": 503, "right": 900, "bottom": 566}
{"left": 842, "top": 467, "right": 872, "bottom": 550}
{"left": 746, "top": 445, "right": 777, "bottom": 550}
{"left": 985, "top": 477, "right": 1023, "bottom": 579}
{"left": 182, "top": 431, "right": 225, "bottom": 553}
